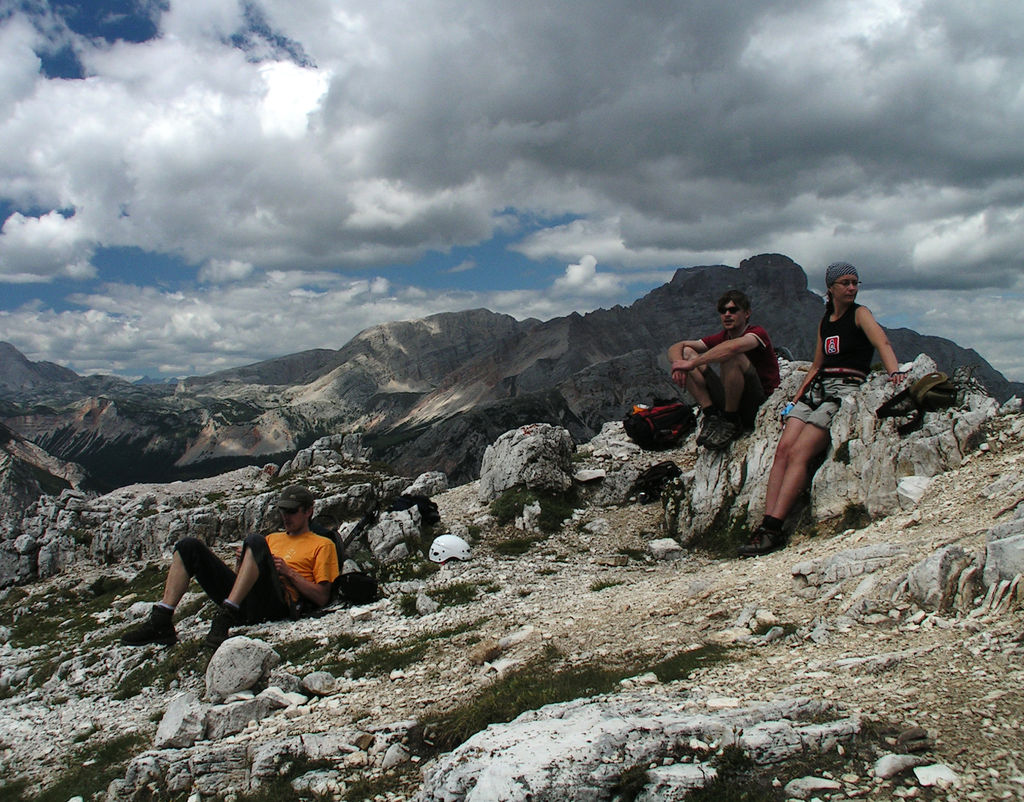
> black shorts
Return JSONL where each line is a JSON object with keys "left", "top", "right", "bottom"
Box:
{"left": 175, "top": 534, "right": 294, "bottom": 623}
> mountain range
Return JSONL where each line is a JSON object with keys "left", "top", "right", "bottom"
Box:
{"left": 1, "top": 253, "right": 1019, "bottom": 494}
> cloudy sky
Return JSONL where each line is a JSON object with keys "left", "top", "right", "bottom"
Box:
{"left": 1, "top": 0, "right": 1022, "bottom": 381}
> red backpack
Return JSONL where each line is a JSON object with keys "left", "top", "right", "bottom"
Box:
{"left": 623, "top": 401, "right": 696, "bottom": 449}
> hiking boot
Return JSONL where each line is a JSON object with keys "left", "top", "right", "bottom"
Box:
{"left": 703, "top": 417, "right": 740, "bottom": 450}
{"left": 205, "top": 604, "right": 245, "bottom": 651}
{"left": 737, "top": 527, "right": 786, "bottom": 558}
{"left": 696, "top": 410, "right": 721, "bottom": 447}
{"left": 121, "top": 604, "right": 177, "bottom": 647}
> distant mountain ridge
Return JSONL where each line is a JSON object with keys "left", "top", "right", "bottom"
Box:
{"left": 1, "top": 254, "right": 1019, "bottom": 491}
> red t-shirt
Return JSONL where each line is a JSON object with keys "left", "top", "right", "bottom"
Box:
{"left": 701, "top": 324, "right": 781, "bottom": 395}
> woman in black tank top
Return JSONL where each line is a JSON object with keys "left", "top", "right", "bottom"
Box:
{"left": 738, "top": 262, "right": 906, "bottom": 557}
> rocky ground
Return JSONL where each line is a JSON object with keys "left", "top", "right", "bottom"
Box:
{"left": 1, "top": 413, "right": 1022, "bottom": 801}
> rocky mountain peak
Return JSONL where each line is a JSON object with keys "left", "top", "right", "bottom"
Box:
{"left": 0, "top": 340, "right": 79, "bottom": 394}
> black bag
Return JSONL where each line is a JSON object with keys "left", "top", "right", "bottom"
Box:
{"left": 876, "top": 371, "right": 960, "bottom": 435}
{"left": 629, "top": 460, "right": 682, "bottom": 503}
{"left": 336, "top": 571, "right": 379, "bottom": 604}
{"left": 312, "top": 508, "right": 381, "bottom": 605}
{"left": 388, "top": 494, "right": 441, "bottom": 526}
{"left": 623, "top": 401, "right": 696, "bottom": 449}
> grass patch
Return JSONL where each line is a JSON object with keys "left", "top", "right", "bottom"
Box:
{"left": 275, "top": 633, "right": 371, "bottom": 673}
{"left": 343, "top": 641, "right": 431, "bottom": 678}
{"left": 376, "top": 556, "right": 439, "bottom": 584}
{"left": 646, "top": 644, "right": 728, "bottom": 683}
{"left": 416, "top": 643, "right": 733, "bottom": 755}
{"left": 396, "top": 593, "right": 419, "bottom": 617}
{"left": 4, "top": 564, "right": 171, "bottom": 694}
{"left": 28, "top": 732, "right": 146, "bottom": 802}
{"left": 396, "top": 581, "right": 499, "bottom": 617}
{"left": 609, "top": 764, "right": 651, "bottom": 801}
{"left": 417, "top": 645, "right": 624, "bottom": 752}
{"left": 113, "top": 639, "right": 207, "bottom": 700}
{"left": 492, "top": 533, "right": 548, "bottom": 556}
{"left": 233, "top": 756, "right": 339, "bottom": 801}
{"left": 342, "top": 765, "right": 420, "bottom": 801}
{"left": 432, "top": 581, "right": 500, "bottom": 607}
{"left": 490, "top": 487, "right": 578, "bottom": 533}
{"left": 288, "top": 619, "right": 487, "bottom": 679}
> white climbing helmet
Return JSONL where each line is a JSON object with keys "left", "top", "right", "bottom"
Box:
{"left": 428, "top": 534, "right": 471, "bottom": 564}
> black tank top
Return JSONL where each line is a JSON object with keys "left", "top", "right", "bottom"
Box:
{"left": 820, "top": 304, "right": 873, "bottom": 374}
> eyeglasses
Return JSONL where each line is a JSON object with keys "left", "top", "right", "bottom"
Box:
{"left": 279, "top": 507, "right": 301, "bottom": 516}
{"left": 718, "top": 305, "right": 742, "bottom": 314}
{"left": 833, "top": 279, "right": 859, "bottom": 287}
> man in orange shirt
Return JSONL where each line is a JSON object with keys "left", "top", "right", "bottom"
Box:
{"left": 122, "top": 485, "right": 339, "bottom": 650}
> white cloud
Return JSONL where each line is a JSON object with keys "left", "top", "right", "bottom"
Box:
{"left": 552, "top": 255, "right": 625, "bottom": 298}
{"left": 1, "top": 1, "right": 1023, "bottom": 380}
{"left": 199, "top": 259, "right": 255, "bottom": 283}
{"left": 0, "top": 211, "right": 96, "bottom": 282}
{"left": 258, "top": 61, "right": 329, "bottom": 139}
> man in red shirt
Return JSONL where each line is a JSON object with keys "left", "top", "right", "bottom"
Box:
{"left": 667, "top": 290, "right": 780, "bottom": 450}
{"left": 121, "top": 485, "right": 339, "bottom": 650}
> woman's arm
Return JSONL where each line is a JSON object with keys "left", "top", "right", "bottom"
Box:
{"left": 855, "top": 306, "right": 904, "bottom": 380}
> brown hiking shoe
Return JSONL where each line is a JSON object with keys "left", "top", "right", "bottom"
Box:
{"left": 695, "top": 410, "right": 721, "bottom": 447}
{"left": 121, "top": 604, "right": 177, "bottom": 646}
{"left": 737, "top": 526, "right": 786, "bottom": 558}
{"left": 205, "top": 604, "right": 245, "bottom": 651}
{"left": 704, "top": 417, "right": 740, "bottom": 450}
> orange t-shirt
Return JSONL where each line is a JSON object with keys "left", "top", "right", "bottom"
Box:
{"left": 265, "top": 530, "right": 340, "bottom": 603}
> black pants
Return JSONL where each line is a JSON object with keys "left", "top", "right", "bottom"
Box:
{"left": 175, "top": 534, "right": 293, "bottom": 624}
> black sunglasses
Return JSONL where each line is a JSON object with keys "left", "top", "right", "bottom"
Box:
{"left": 279, "top": 507, "right": 302, "bottom": 515}
{"left": 718, "top": 305, "right": 743, "bottom": 314}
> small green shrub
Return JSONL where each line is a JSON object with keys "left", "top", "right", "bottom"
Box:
{"left": 490, "top": 487, "right": 536, "bottom": 525}
{"left": 376, "top": 556, "right": 438, "bottom": 584}
{"left": 397, "top": 593, "right": 419, "bottom": 617}
{"left": 492, "top": 533, "right": 547, "bottom": 556}
{"left": 490, "top": 487, "right": 578, "bottom": 533}
{"left": 342, "top": 765, "right": 420, "bottom": 801}
{"left": 609, "top": 765, "right": 651, "bottom": 801}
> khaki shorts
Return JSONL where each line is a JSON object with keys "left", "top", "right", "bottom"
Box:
{"left": 788, "top": 377, "right": 860, "bottom": 430}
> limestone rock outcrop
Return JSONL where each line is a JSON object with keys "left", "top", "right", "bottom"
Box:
{"left": 665, "top": 354, "right": 998, "bottom": 545}
{"left": 477, "top": 423, "right": 575, "bottom": 502}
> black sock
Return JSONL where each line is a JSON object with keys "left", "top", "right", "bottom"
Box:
{"left": 762, "top": 516, "right": 783, "bottom": 533}
{"left": 722, "top": 410, "right": 740, "bottom": 424}
{"left": 701, "top": 405, "right": 715, "bottom": 417}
